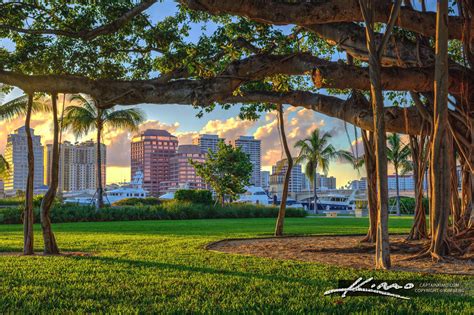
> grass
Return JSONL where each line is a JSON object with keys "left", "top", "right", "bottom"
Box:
{"left": 0, "top": 217, "right": 471, "bottom": 313}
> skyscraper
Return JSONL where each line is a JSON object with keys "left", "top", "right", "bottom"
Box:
{"left": 193, "top": 134, "right": 225, "bottom": 154}
{"left": 233, "top": 136, "right": 261, "bottom": 187}
{"left": 45, "top": 140, "right": 106, "bottom": 192}
{"left": 160, "top": 145, "right": 207, "bottom": 193}
{"left": 130, "top": 129, "right": 178, "bottom": 196}
{"left": 269, "top": 159, "right": 304, "bottom": 197}
{"left": 4, "top": 127, "right": 44, "bottom": 195}
{"left": 261, "top": 170, "right": 270, "bottom": 191}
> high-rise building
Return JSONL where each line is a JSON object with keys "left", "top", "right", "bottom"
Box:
{"left": 130, "top": 129, "right": 178, "bottom": 196}
{"left": 193, "top": 134, "right": 224, "bottom": 154}
{"left": 317, "top": 174, "right": 337, "bottom": 189}
{"left": 269, "top": 159, "right": 304, "bottom": 197}
{"left": 261, "top": 171, "right": 270, "bottom": 191}
{"left": 45, "top": 140, "right": 106, "bottom": 192}
{"left": 160, "top": 145, "right": 207, "bottom": 193}
{"left": 233, "top": 136, "right": 261, "bottom": 187}
{"left": 4, "top": 127, "right": 44, "bottom": 195}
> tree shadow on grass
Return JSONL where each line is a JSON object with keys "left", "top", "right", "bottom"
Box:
{"left": 66, "top": 254, "right": 329, "bottom": 287}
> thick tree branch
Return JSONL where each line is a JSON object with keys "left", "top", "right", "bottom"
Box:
{"left": 181, "top": 0, "right": 467, "bottom": 40}
{"left": 225, "top": 90, "right": 423, "bottom": 135}
{"left": 305, "top": 23, "right": 435, "bottom": 67}
{"left": 0, "top": 0, "right": 157, "bottom": 40}
{"left": 313, "top": 63, "right": 472, "bottom": 100}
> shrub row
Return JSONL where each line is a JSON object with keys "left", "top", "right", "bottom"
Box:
{"left": 174, "top": 189, "right": 213, "bottom": 204}
{"left": 0, "top": 200, "right": 306, "bottom": 224}
{"left": 112, "top": 197, "right": 161, "bottom": 206}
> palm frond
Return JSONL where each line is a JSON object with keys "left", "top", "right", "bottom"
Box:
{"left": 104, "top": 108, "right": 145, "bottom": 132}
{"left": 62, "top": 105, "right": 96, "bottom": 137}
{"left": 0, "top": 94, "right": 50, "bottom": 121}
{"left": 0, "top": 155, "right": 10, "bottom": 180}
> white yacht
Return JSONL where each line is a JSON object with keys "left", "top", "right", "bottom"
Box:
{"left": 64, "top": 171, "right": 148, "bottom": 205}
{"left": 106, "top": 171, "right": 148, "bottom": 204}
{"left": 235, "top": 186, "right": 271, "bottom": 205}
{"left": 314, "top": 190, "right": 358, "bottom": 212}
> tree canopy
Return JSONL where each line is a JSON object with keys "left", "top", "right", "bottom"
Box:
{"left": 0, "top": 0, "right": 470, "bottom": 142}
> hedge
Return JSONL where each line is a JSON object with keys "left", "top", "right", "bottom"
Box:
{"left": 112, "top": 197, "right": 161, "bottom": 206}
{"left": 0, "top": 200, "right": 306, "bottom": 224}
{"left": 174, "top": 189, "right": 213, "bottom": 204}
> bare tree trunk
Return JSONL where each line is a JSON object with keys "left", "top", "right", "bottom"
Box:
{"left": 361, "top": 130, "right": 377, "bottom": 243}
{"left": 275, "top": 104, "right": 293, "bottom": 236}
{"left": 96, "top": 121, "right": 104, "bottom": 209}
{"left": 359, "top": 0, "right": 402, "bottom": 269}
{"left": 429, "top": 0, "right": 450, "bottom": 260}
{"left": 40, "top": 93, "right": 60, "bottom": 255}
{"left": 407, "top": 135, "right": 428, "bottom": 240}
{"left": 23, "top": 93, "right": 35, "bottom": 255}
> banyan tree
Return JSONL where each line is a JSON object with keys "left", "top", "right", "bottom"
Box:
{"left": 0, "top": 0, "right": 472, "bottom": 266}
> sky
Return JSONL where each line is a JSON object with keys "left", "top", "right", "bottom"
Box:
{"left": 4, "top": 0, "right": 425, "bottom": 187}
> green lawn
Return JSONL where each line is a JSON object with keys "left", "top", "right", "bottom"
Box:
{"left": 0, "top": 217, "right": 471, "bottom": 313}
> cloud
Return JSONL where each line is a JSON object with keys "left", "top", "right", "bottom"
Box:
{"left": 200, "top": 117, "right": 255, "bottom": 141}
{"left": 253, "top": 109, "right": 326, "bottom": 167}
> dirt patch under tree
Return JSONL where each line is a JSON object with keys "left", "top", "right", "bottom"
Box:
{"left": 208, "top": 235, "right": 473, "bottom": 275}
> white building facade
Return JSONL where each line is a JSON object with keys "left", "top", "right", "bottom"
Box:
{"left": 193, "top": 134, "right": 225, "bottom": 154}
{"left": 234, "top": 136, "right": 261, "bottom": 187}
{"left": 4, "top": 127, "right": 44, "bottom": 195}
{"left": 46, "top": 140, "right": 106, "bottom": 192}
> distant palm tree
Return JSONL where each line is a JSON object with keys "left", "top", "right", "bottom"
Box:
{"left": 62, "top": 95, "right": 145, "bottom": 208}
{"left": 386, "top": 133, "right": 411, "bottom": 216}
{"left": 295, "top": 129, "right": 353, "bottom": 212}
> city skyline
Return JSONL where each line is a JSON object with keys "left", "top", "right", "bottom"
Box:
{"left": 0, "top": 97, "right": 362, "bottom": 186}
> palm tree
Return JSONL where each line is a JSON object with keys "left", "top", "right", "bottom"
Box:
{"left": 62, "top": 95, "right": 145, "bottom": 208}
{"left": 386, "top": 133, "right": 411, "bottom": 216}
{"left": 0, "top": 94, "right": 49, "bottom": 254}
{"left": 295, "top": 129, "right": 353, "bottom": 213}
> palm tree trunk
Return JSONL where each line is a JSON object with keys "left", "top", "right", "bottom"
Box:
{"left": 361, "top": 130, "right": 377, "bottom": 243}
{"left": 395, "top": 165, "right": 400, "bottom": 216}
{"left": 40, "top": 93, "right": 60, "bottom": 255}
{"left": 275, "top": 104, "right": 292, "bottom": 236}
{"left": 96, "top": 122, "right": 104, "bottom": 209}
{"left": 429, "top": 0, "right": 450, "bottom": 260}
{"left": 23, "top": 93, "right": 34, "bottom": 255}
{"left": 314, "top": 165, "right": 318, "bottom": 213}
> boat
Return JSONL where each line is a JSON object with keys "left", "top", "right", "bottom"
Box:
{"left": 235, "top": 186, "right": 271, "bottom": 205}
{"left": 313, "top": 190, "right": 358, "bottom": 212}
{"left": 105, "top": 171, "right": 148, "bottom": 204}
{"left": 63, "top": 171, "right": 148, "bottom": 205}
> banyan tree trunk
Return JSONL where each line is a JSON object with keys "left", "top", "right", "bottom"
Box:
{"left": 359, "top": 0, "right": 402, "bottom": 269}
{"left": 460, "top": 158, "right": 473, "bottom": 230}
{"left": 429, "top": 0, "right": 450, "bottom": 260}
{"left": 450, "top": 145, "right": 462, "bottom": 234}
{"left": 407, "top": 135, "right": 428, "bottom": 240}
{"left": 275, "top": 104, "right": 293, "bottom": 236}
{"left": 40, "top": 93, "right": 60, "bottom": 255}
{"left": 361, "top": 130, "right": 377, "bottom": 243}
{"left": 23, "top": 93, "right": 35, "bottom": 255}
